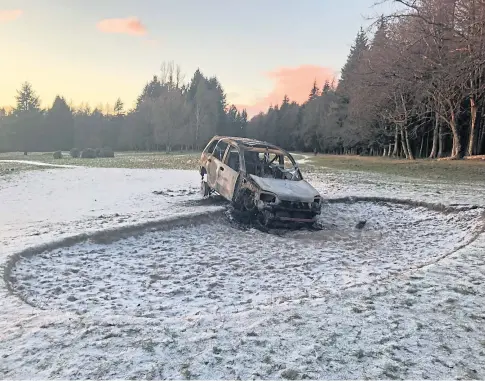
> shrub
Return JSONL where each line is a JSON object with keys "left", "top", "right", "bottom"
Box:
{"left": 70, "top": 148, "right": 80, "bottom": 158}
{"left": 53, "top": 151, "right": 62, "bottom": 159}
{"left": 99, "top": 146, "right": 115, "bottom": 158}
{"left": 80, "top": 148, "right": 97, "bottom": 159}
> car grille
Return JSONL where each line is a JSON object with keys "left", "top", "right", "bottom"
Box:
{"left": 280, "top": 201, "right": 312, "bottom": 210}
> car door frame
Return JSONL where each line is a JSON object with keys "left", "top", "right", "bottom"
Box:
{"left": 216, "top": 144, "right": 240, "bottom": 201}
{"left": 206, "top": 139, "right": 228, "bottom": 192}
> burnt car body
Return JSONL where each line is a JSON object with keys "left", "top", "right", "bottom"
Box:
{"left": 199, "top": 136, "right": 322, "bottom": 225}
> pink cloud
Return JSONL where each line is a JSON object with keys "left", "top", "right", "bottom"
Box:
{"left": 0, "top": 9, "right": 23, "bottom": 23}
{"left": 97, "top": 17, "right": 147, "bottom": 36}
{"left": 236, "top": 65, "right": 337, "bottom": 117}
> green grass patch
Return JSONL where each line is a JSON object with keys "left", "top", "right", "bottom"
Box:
{"left": 298, "top": 154, "right": 485, "bottom": 183}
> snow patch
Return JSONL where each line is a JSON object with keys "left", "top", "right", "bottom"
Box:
{"left": 0, "top": 159, "right": 78, "bottom": 168}
{"left": 1, "top": 167, "right": 485, "bottom": 379}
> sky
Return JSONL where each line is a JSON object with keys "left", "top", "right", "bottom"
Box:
{"left": 0, "top": 0, "right": 390, "bottom": 115}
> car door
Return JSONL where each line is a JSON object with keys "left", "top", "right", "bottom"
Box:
{"left": 207, "top": 140, "right": 228, "bottom": 192}
{"left": 216, "top": 144, "right": 240, "bottom": 201}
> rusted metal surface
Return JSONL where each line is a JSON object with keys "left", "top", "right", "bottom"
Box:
{"left": 199, "top": 136, "right": 322, "bottom": 226}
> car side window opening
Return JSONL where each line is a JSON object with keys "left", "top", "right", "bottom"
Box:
{"left": 224, "top": 146, "right": 240, "bottom": 171}
{"left": 244, "top": 151, "right": 262, "bottom": 176}
{"left": 205, "top": 139, "right": 218, "bottom": 154}
{"left": 243, "top": 149, "right": 300, "bottom": 180}
{"left": 213, "top": 141, "right": 228, "bottom": 161}
{"left": 284, "top": 156, "right": 294, "bottom": 169}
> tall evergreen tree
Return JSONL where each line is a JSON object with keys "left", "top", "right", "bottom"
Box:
{"left": 45, "top": 96, "right": 74, "bottom": 150}
{"left": 12, "top": 82, "right": 42, "bottom": 153}
{"left": 337, "top": 27, "right": 369, "bottom": 101}
{"left": 114, "top": 98, "right": 125, "bottom": 116}
{"left": 136, "top": 75, "right": 163, "bottom": 109}
{"left": 308, "top": 80, "right": 320, "bottom": 101}
{"left": 14, "top": 82, "right": 40, "bottom": 115}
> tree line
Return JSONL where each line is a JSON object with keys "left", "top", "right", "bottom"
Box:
{"left": 0, "top": 62, "right": 248, "bottom": 153}
{"left": 247, "top": 0, "right": 485, "bottom": 159}
{"left": 3, "top": 0, "right": 485, "bottom": 160}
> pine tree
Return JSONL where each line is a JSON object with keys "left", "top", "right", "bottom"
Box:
{"left": 337, "top": 27, "right": 369, "bottom": 101}
{"left": 308, "top": 80, "right": 320, "bottom": 101}
{"left": 207, "top": 76, "right": 228, "bottom": 136}
{"left": 136, "top": 75, "right": 163, "bottom": 109}
{"left": 14, "top": 82, "right": 40, "bottom": 115}
{"left": 187, "top": 69, "right": 204, "bottom": 101}
{"left": 45, "top": 96, "right": 74, "bottom": 150}
{"left": 12, "top": 82, "right": 42, "bottom": 154}
{"left": 114, "top": 98, "right": 125, "bottom": 116}
{"left": 240, "top": 109, "right": 248, "bottom": 137}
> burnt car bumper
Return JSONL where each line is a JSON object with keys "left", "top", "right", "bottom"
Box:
{"left": 257, "top": 199, "right": 322, "bottom": 223}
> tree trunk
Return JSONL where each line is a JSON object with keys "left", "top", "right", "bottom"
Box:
{"left": 404, "top": 128, "right": 414, "bottom": 160}
{"left": 401, "top": 125, "right": 412, "bottom": 159}
{"left": 449, "top": 111, "right": 461, "bottom": 159}
{"left": 419, "top": 134, "right": 424, "bottom": 158}
{"left": 479, "top": 127, "right": 485, "bottom": 155}
{"left": 425, "top": 131, "right": 429, "bottom": 158}
{"left": 467, "top": 97, "right": 477, "bottom": 157}
{"left": 392, "top": 125, "right": 399, "bottom": 156}
{"left": 401, "top": 130, "right": 409, "bottom": 159}
{"left": 475, "top": 122, "right": 482, "bottom": 155}
{"left": 477, "top": 103, "right": 485, "bottom": 154}
{"left": 438, "top": 125, "right": 444, "bottom": 158}
{"left": 429, "top": 112, "right": 439, "bottom": 158}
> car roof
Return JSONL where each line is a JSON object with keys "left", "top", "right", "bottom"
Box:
{"left": 213, "top": 136, "right": 282, "bottom": 151}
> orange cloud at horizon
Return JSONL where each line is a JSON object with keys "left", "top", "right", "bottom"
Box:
{"left": 236, "top": 65, "right": 338, "bottom": 117}
{"left": 0, "top": 9, "right": 23, "bottom": 23}
{"left": 96, "top": 17, "right": 147, "bottom": 36}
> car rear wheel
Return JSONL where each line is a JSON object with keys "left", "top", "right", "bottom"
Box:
{"left": 200, "top": 181, "right": 211, "bottom": 197}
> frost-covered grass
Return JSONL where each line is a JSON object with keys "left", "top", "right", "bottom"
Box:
{"left": 11, "top": 202, "right": 483, "bottom": 317}
{"left": 0, "top": 160, "right": 45, "bottom": 176}
{"left": 5, "top": 202, "right": 485, "bottom": 379}
{"left": 2, "top": 162, "right": 485, "bottom": 379}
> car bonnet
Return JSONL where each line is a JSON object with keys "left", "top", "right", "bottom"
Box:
{"left": 249, "top": 175, "right": 319, "bottom": 202}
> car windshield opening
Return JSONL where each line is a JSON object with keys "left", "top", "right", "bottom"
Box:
{"left": 244, "top": 149, "right": 301, "bottom": 180}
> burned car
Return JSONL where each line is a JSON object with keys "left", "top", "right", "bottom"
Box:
{"left": 199, "top": 136, "right": 322, "bottom": 226}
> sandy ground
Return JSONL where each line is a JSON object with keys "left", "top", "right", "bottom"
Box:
{"left": 1, "top": 166, "right": 485, "bottom": 379}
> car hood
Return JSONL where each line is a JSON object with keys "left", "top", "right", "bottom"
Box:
{"left": 249, "top": 175, "right": 319, "bottom": 202}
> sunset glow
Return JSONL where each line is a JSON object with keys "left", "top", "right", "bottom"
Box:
{"left": 0, "top": 0, "right": 379, "bottom": 115}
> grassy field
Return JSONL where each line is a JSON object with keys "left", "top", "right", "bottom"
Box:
{"left": 0, "top": 161, "right": 45, "bottom": 177}
{"left": 0, "top": 151, "right": 201, "bottom": 171}
{"left": 306, "top": 154, "right": 485, "bottom": 183}
{"left": 2, "top": 151, "right": 485, "bottom": 183}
